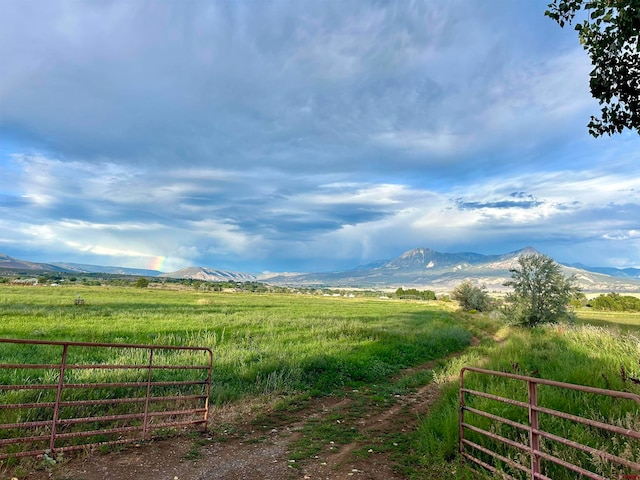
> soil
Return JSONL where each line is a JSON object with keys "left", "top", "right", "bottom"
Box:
{"left": 18, "top": 354, "right": 466, "bottom": 480}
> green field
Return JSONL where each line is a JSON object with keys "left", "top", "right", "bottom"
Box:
{"left": 1, "top": 285, "right": 639, "bottom": 478}
{"left": 0, "top": 285, "right": 473, "bottom": 400}
{"left": 576, "top": 306, "right": 640, "bottom": 334}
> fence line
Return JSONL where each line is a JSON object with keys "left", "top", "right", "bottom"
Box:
{"left": 0, "top": 338, "right": 212, "bottom": 460}
{"left": 459, "top": 366, "right": 640, "bottom": 479}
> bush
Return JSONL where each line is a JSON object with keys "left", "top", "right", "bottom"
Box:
{"left": 451, "top": 281, "right": 490, "bottom": 312}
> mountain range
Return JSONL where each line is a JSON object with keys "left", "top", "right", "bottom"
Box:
{"left": 255, "top": 247, "right": 640, "bottom": 292}
{"left": 0, "top": 254, "right": 161, "bottom": 277}
{"left": 2, "top": 248, "right": 640, "bottom": 292}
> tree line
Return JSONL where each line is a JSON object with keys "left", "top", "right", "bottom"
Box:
{"left": 588, "top": 292, "right": 640, "bottom": 311}
{"left": 395, "top": 288, "right": 437, "bottom": 300}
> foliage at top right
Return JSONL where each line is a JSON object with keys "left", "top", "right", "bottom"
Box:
{"left": 545, "top": 0, "right": 640, "bottom": 136}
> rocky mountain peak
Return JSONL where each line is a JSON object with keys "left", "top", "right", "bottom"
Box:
{"left": 516, "top": 246, "right": 542, "bottom": 256}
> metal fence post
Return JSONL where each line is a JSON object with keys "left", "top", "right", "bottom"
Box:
{"left": 202, "top": 349, "right": 213, "bottom": 433}
{"left": 142, "top": 347, "right": 154, "bottom": 439}
{"left": 50, "top": 343, "right": 69, "bottom": 453}
{"left": 528, "top": 379, "right": 541, "bottom": 478}
{"left": 459, "top": 368, "right": 466, "bottom": 457}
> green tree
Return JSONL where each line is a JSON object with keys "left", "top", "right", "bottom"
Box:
{"left": 590, "top": 292, "right": 640, "bottom": 311}
{"left": 569, "top": 290, "right": 588, "bottom": 308}
{"left": 545, "top": 0, "right": 640, "bottom": 136}
{"left": 451, "top": 281, "right": 491, "bottom": 312}
{"left": 503, "top": 254, "right": 579, "bottom": 326}
{"left": 395, "top": 287, "right": 437, "bottom": 300}
{"left": 134, "top": 277, "right": 150, "bottom": 288}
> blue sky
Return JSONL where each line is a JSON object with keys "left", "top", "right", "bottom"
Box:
{"left": 1, "top": 1, "right": 639, "bottom": 273}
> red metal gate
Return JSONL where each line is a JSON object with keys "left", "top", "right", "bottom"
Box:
{"left": 0, "top": 338, "right": 213, "bottom": 460}
{"left": 459, "top": 366, "right": 640, "bottom": 479}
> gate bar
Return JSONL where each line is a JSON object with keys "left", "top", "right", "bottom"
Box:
{"left": 0, "top": 338, "right": 213, "bottom": 460}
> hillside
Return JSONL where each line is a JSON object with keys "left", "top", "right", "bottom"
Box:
{"left": 158, "top": 267, "right": 257, "bottom": 282}
{"left": 565, "top": 263, "right": 640, "bottom": 280}
{"left": 50, "top": 262, "right": 161, "bottom": 277}
{"left": 0, "top": 254, "right": 161, "bottom": 277}
{"left": 0, "top": 253, "right": 68, "bottom": 273}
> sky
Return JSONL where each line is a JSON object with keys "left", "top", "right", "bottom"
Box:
{"left": 1, "top": 1, "right": 639, "bottom": 273}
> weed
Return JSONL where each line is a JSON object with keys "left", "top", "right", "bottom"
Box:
{"left": 183, "top": 443, "right": 203, "bottom": 461}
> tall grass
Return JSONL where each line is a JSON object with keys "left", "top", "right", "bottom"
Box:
{"left": 414, "top": 323, "right": 640, "bottom": 479}
{"left": 0, "top": 285, "right": 472, "bottom": 401}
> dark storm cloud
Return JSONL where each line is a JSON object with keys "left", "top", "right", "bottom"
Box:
{"left": 456, "top": 192, "right": 543, "bottom": 210}
{"left": 0, "top": 0, "right": 593, "bottom": 175}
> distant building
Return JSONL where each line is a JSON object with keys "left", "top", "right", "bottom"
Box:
{"left": 11, "top": 278, "right": 38, "bottom": 286}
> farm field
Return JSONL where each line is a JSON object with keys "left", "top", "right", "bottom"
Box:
{"left": 0, "top": 285, "right": 474, "bottom": 401}
{"left": 1, "top": 285, "right": 639, "bottom": 479}
{"left": 575, "top": 307, "right": 640, "bottom": 334}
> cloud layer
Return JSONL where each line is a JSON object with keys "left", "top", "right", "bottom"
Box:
{"left": 1, "top": 1, "right": 639, "bottom": 272}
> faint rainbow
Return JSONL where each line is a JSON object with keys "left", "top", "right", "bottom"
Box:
{"left": 149, "top": 256, "right": 167, "bottom": 272}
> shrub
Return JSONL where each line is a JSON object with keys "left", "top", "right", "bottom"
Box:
{"left": 451, "top": 281, "right": 490, "bottom": 312}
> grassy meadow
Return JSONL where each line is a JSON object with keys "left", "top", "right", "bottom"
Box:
{"left": 0, "top": 284, "right": 474, "bottom": 464}
{"left": 576, "top": 306, "right": 640, "bottom": 334}
{"left": 0, "top": 285, "right": 472, "bottom": 401}
{"left": 1, "top": 284, "right": 640, "bottom": 478}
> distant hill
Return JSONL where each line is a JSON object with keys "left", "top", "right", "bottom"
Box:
{"left": 159, "top": 267, "right": 256, "bottom": 282}
{"left": 0, "top": 253, "right": 69, "bottom": 273}
{"left": 564, "top": 263, "right": 640, "bottom": 280}
{"left": 257, "top": 247, "right": 533, "bottom": 289}
{"left": 50, "top": 262, "right": 161, "bottom": 277}
{"left": 0, "top": 254, "right": 160, "bottom": 277}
